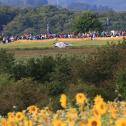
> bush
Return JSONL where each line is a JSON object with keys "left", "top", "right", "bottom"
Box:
{"left": 12, "top": 56, "right": 55, "bottom": 82}
{"left": 117, "top": 37, "right": 126, "bottom": 48}
{"left": 0, "top": 73, "right": 14, "bottom": 86}
{"left": 48, "top": 81, "right": 66, "bottom": 97}
{"left": 66, "top": 83, "right": 97, "bottom": 100}
{"left": 0, "top": 78, "right": 49, "bottom": 115}
{"left": 66, "top": 80, "right": 117, "bottom": 102}
{"left": 27, "top": 56, "right": 55, "bottom": 82}
{"left": 96, "top": 80, "right": 117, "bottom": 101}
{"left": 46, "top": 80, "right": 68, "bottom": 111}
{"left": 115, "top": 66, "right": 126, "bottom": 100}
{"left": 0, "top": 49, "right": 15, "bottom": 73}
{"left": 12, "top": 61, "right": 28, "bottom": 80}
{"left": 50, "top": 55, "right": 72, "bottom": 84}
{"left": 79, "top": 46, "right": 120, "bottom": 85}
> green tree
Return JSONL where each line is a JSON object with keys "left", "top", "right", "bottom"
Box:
{"left": 3, "top": 6, "right": 74, "bottom": 35}
{"left": 0, "top": 6, "right": 18, "bottom": 31}
{"left": 74, "top": 11, "right": 102, "bottom": 33}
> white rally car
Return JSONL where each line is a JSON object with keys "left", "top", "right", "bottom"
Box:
{"left": 54, "top": 42, "right": 72, "bottom": 48}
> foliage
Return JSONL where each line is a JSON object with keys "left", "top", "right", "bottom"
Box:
{"left": 0, "top": 5, "right": 126, "bottom": 35}
{"left": 27, "top": 56, "right": 55, "bottom": 82}
{"left": 0, "top": 78, "right": 49, "bottom": 115}
{"left": 50, "top": 55, "right": 72, "bottom": 84}
{"left": 0, "top": 6, "right": 18, "bottom": 31}
{"left": 0, "top": 73, "right": 14, "bottom": 86}
{"left": 73, "top": 11, "right": 102, "bottom": 33}
{"left": 115, "top": 65, "right": 126, "bottom": 100}
{"left": 12, "top": 61, "right": 29, "bottom": 80}
{"left": 12, "top": 56, "right": 55, "bottom": 82}
{"left": 3, "top": 6, "right": 74, "bottom": 35}
{"left": 48, "top": 81, "right": 66, "bottom": 97}
{"left": 79, "top": 46, "right": 119, "bottom": 84}
{"left": 0, "top": 43, "right": 125, "bottom": 114}
{"left": 118, "top": 37, "right": 126, "bottom": 48}
{"left": 99, "top": 11, "right": 126, "bottom": 31}
{"left": 0, "top": 49, "right": 15, "bottom": 73}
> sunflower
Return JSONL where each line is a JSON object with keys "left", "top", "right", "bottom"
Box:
{"left": 94, "top": 95, "right": 104, "bottom": 105}
{"left": 79, "top": 120, "right": 88, "bottom": 126}
{"left": 92, "top": 108, "right": 101, "bottom": 118}
{"left": 66, "top": 107, "right": 78, "bottom": 121}
{"left": 7, "top": 112, "right": 15, "bottom": 121}
{"left": 27, "top": 105, "right": 38, "bottom": 114}
{"left": 115, "top": 118, "right": 126, "bottom": 126}
{"left": 107, "top": 102, "right": 117, "bottom": 119}
{"left": 75, "top": 93, "right": 86, "bottom": 105}
{"left": 15, "top": 112, "right": 24, "bottom": 121}
{"left": 7, "top": 120, "right": 17, "bottom": 126}
{"left": 88, "top": 117, "right": 101, "bottom": 126}
{"left": 60, "top": 94, "right": 67, "bottom": 108}
{"left": 0, "top": 118, "right": 7, "bottom": 126}
{"left": 52, "top": 119, "right": 66, "bottom": 126}
{"left": 94, "top": 102, "right": 107, "bottom": 115}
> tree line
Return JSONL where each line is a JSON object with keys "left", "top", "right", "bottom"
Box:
{"left": 0, "top": 5, "right": 126, "bottom": 36}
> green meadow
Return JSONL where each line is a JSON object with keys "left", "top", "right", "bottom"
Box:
{"left": 0, "top": 39, "right": 122, "bottom": 58}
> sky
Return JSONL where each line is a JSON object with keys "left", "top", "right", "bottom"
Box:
{"left": 47, "top": 0, "right": 126, "bottom": 11}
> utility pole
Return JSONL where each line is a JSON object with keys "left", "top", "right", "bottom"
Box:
{"left": 106, "top": 17, "right": 110, "bottom": 32}
{"left": 47, "top": 23, "right": 49, "bottom": 33}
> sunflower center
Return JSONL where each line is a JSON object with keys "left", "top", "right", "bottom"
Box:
{"left": 57, "top": 122, "right": 61, "bottom": 126}
{"left": 32, "top": 107, "right": 36, "bottom": 111}
{"left": 101, "top": 104, "right": 104, "bottom": 109}
{"left": 92, "top": 121, "right": 97, "bottom": 126}
{"left": 122, "top": 122, "right": 126, "bottom": 126}
{"left": 79, "top": 95, "right": 82, "bottom": 99}
{"left": 17, "top": 115, "right": 21, "bottom": 119}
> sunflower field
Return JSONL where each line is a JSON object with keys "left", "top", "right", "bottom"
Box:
{"left": 0, "top": 93, "right": 126, "bottom": 126}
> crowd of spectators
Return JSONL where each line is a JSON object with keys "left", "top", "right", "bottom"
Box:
{"left": 1, "top": 31, "right": 126, "bottom": 44}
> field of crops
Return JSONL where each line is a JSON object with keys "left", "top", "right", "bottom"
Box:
{"left": 0, "top": 93, "right": 126, "bottom": 126}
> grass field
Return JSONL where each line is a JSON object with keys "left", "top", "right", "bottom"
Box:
{"left": 0, "top": 38, "right": 122, "bottom": 49}
{"left": 0, "top": 38, "right": 123, "bottom": 58}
